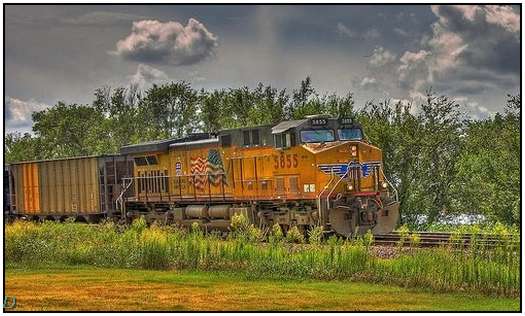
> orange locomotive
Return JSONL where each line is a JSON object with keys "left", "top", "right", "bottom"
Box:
{"left": 120, "top": 115, "right": 399, "bottom": 236}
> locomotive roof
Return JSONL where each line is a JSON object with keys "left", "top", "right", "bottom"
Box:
{"left": 120, "top": 133, "right": 212, "bottom": 155}
{"left": 169, "top": 138, "right": 218, "bottom": 148}
{"left": 271, "top": 119, "right": 308, "bottom": 134}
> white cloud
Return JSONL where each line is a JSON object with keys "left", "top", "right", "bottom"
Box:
{"left": 484, "top": 5, "right": 520, "bottom": 33}
{"left": 336, "top": 22, "right": 355, "bottom": 38}
{"left": 368, "top": 46, "right": 396, "bottom": 68}
{"left": 114, "top": 18, "right": 219, "bottom": 66}
{"left": 337, "top": 22, "right": 380, "bottom": 40}
{"left": 129, "top": 64, "right": 168, "bottom": 88}
{"left": 397, "top": 50, "right": 432, "bottom": 98}
{"left": 5, "top": 96, "right": 49, "bottom": 132}
{"left": 456, "top": 97, "right": 496, "bottom": 120}
{"left": 359, "top": 77, "right": 378, "bottom": 90}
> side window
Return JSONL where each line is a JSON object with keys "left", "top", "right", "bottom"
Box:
{"left": 290, "top": 133, "right": 296, "bottom": 147}
{"left": 274, "top": 134, "right": 282, "bottom": 148}
{"left": 243, "top": 130, "right": 251, "bottom": 146}
{"left": 134, "top": 157, "right": 148, "bottom": 166}
{"left": 220, "top": 134, "right": 231, "bottom": 147}
{"left": 252, "top": 129, "right": 260, "bottom": 145}
{"left": 284, "top": 134, "right": 291, "bottom": 148}
{"left": 146, "top": 156, "right": 158, "bottom": 165}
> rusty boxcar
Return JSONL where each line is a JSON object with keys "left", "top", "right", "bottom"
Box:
{"left": 7, "top": 155, "right": 133, "bottom": 222}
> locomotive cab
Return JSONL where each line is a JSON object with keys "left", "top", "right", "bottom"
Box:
{"left": 271, "top": 115, "right": 400, "bottom": 236}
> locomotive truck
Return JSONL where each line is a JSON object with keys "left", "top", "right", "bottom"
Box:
{"left": 5, "top": 115, "right": 399, "bottom": 236}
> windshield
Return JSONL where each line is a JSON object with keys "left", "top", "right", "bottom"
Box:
{"left": 338, "top": 128, "right": 363, "bottom": 140}
{"left": 300, "top": 129, "right": 335, "bottom": 143}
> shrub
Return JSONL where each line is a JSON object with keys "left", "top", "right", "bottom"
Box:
{"left": 130, "top": 216, "right": 147, "bottom": 234}
{"left": 308, "top": 225, "right": 324, "bottom": 245}
{"left": 396, "top": 224, "right": 410, "bottom": 248}
{"left": 139, "top": 228, "right": 170, "bottom": 270}
{"left": 286, "top": 226, "right": 304, "bottom": 243}
{"left": 268, "top": 223, "right": 284, "bottom": 244}
{"left": 409, "top": 233, "right": 421, "bottom": 248}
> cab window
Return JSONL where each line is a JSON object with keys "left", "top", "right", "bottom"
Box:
{"left": 300, "top": 129, "right": 335, "bottom": 143}
{"left": 338, "top": 128, "right": 363, "bottom": 140}
{"left": 274, "top": 132, "right": 296, "bottom": 148}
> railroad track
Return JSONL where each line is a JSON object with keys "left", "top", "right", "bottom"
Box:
{"left": 373, "top": 232, "right": 520, "bottom": 248}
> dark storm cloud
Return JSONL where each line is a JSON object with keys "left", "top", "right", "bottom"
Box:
{"left": 354, "top": 4, "right": 520, "bottom": 102}
{"left": 430, "top": 5, "right": 520, "bottom": 76}
{"left": 4, "top": 5, "right": 520, "bottom": 134}
{"left": 113, "top": 18, "right": 219, "bottom": 65}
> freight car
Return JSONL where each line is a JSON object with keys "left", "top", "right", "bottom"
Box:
{"left": 6, "top": 155, "right": 133, "bottom": 222}
{"left": 119, "top": 115, "right": 399, "bottom": 236}
{"left": 5, "top": 115, "right": 399, "bottom": 236}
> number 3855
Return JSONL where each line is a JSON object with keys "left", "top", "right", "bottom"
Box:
{"left": 273, "top": 154, "right": 298, "bottom": 169}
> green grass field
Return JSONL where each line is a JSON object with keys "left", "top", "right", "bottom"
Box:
{"left": 5, "top": 266, "right": 520, "bottom": 311}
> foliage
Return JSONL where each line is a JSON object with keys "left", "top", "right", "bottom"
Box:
{"left": 307, "top": 225, "right": 324, "bottom": 245}
{"left": 268, "top": 223, "right": 284, "bottom": 244}
{"left": 285, "top": 226, "right": 305, "bottom": 243}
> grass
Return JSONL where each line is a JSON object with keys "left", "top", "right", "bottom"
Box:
{"left": 5, "top": 266, "right": 520, "bottom": 311}
{"left": 5, "top": 218, "right": 520, "bottom": 298}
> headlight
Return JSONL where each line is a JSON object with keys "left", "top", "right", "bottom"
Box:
{"left": 351, "top": 146, "right": 357, "bottom": 157}
{"left": 381, "top": 182, "right": 388, "bottom": 189}
{"left": 347, "top": 184, "right": 353, "bottom": 190}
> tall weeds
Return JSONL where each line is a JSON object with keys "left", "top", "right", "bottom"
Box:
{"left": 5, "top": 219, "right": 520, "bottom": 297}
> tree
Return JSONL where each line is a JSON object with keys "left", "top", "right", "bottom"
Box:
{"left": 92, "top": 85, "right": 142, "bottom": 152}
{"left": 326, "top": 92, "right": 355, "bottom": 118}
{"left": 287, "top": 76, "right": 324, "bottom": 119}
{"left": 31, "top": 102, "right": 105, "bottom": 158}
{"left": 452, "top": 94, "right": 520, "bottom": 226}
{"left": 139, "top": 82, "right": 199, "bottom": 139}
{"left": 199, "top": 89, "right": 225, "bottom": 133}
{"left": 5, "top": 132, "right": 42, "bottom": 163}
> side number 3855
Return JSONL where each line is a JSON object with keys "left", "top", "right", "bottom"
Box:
{"left": 273, "top": 154, "right": 299, "bottom": 169}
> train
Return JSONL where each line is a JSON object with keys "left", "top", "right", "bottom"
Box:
{"left": 5, "top": 115, "right": 400, "bottom": 236}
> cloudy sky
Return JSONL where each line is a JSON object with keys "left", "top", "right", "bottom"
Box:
{"left": 5, "top": 4, "right": 521, "bottom": 133}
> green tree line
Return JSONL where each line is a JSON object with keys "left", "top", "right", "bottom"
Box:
{"left": 4, "top": 78, "right": 520, "bottom": 227}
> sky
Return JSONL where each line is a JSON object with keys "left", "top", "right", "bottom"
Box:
{"left": 4, "top": 4, "right": 521, "bottom": 133}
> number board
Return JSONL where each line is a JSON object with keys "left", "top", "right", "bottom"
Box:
{"left": 311, "top": 118, "right": 328, "bottom": 126}
{"left": 339, "top": 118, "right": 353, "bottom": 125}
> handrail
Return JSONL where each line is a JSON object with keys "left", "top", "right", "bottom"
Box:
{"left": 325, "top": 162, "right": 353, "bottom": 211}
{"left": 316, "top": 168, "right": 336, "bottom": 225}
{"left": 380, "top": 166, "right": 398, "bottom": 203}
{"left": 116, "top": 178, "right": 133, "bottom": 217}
